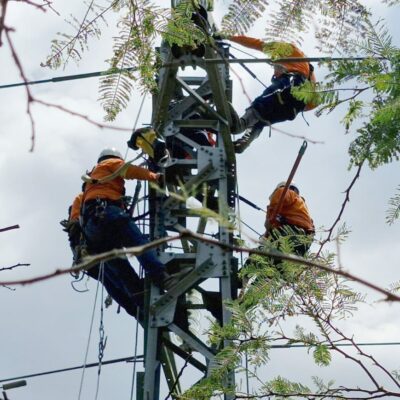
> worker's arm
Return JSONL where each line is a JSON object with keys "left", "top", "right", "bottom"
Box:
{"left": 229, "top": 35, "right": 265, "bottom": 52}
{"left": 122, "top": 164, "right": 159, "bottom": 182}
{"left": 229, "top": 36, "right": 299, "bottom": 55}
{"left": 70, "top": 193, "right": 83, "bottom": 221}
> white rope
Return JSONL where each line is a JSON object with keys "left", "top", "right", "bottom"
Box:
{"left": 124, "top": 94, "right": 147, "bottom": 160}
{"left": 94, "top": 262, "right": 106, "bottom": 400}
{"left": 77, "top": 262, "right": 103, "bottom": 400}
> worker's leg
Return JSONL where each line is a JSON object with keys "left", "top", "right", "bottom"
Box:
{"left": 83, "top": 205, "right": 166, "bottom": 284}
{"left": 86, "top": 259, "right": 144, "bottom": 318}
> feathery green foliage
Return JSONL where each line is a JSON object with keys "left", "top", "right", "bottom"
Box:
{"left": 315, "top": 19, "right": 400, "bottom": 169}
{"left": 221, "top": 0, "right": 269, "bottom": 35}
{"left": 386, "top": 185, "right": 400, "bottom": 225}
{"left": 44, "top": 0, "right": 206, "bottom": 120}
{"left": 181, "top": 227, "right": 376, "bottom": 399}
{"left": 42, "top": 0, "right": 109, "bottom": 69}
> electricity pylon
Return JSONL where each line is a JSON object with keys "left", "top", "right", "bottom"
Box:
{"left": 141, "top": 2, "right": 237, "bottom": 398}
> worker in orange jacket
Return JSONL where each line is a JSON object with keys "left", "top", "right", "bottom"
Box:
{"left": 80, "top": 147, "right": 174, "bottom": 293}
{"left": 62, "top": 190, "right": 145, "bottom": 318}
{"left": 265, "top": 181, "right": 315, "bottom": 257}
{"left": 223, "top": 35, "right": 317, "bottom": 153}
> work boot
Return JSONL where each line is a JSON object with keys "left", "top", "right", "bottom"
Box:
{"left": 233, "top": 126, "right": 263, "bottom": 154}
{"left": 228, "top": 102, "right": 247, "bottom": 134}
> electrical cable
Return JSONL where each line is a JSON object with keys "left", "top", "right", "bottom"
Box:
{"left": 229, "top": 52, "right": 268, "bottom": 89}
{"left": 236, "top": 194, "right": 265, "bottom": 213}
{"left": 238, "top": 218, "right": 263, "bottom": 238}
{"left": 129, "top": 267, "right": 143, "bottom": 400}
{"left": 0, "top": 57, "right": 387, "bottom": 90}
{"left": 235, "top": 182, "right": 251, "bottom": 396}
{"left": 77, "top": 263, "right": 103, "bottom": 400}
{"left": 229, "top": 44, "right": 258, "bottom": 59}
{"left": 1, "top": 341, "right": 399, "bottom": 385}
{"left": 0, "top": 67, "right": 137, "bottom": 89}
{"left": 0, "top": 356, "right": 144, "bottom": 384}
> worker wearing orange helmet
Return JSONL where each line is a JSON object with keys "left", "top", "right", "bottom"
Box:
{"left": 221, "top": 35, "right": 317, "bottom": 153}
{"left": 265, "top": 181, "right": 315, "bottom": 256}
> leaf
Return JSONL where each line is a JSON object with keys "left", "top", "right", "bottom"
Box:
{"left": 313, "top": 344, "right": 332, "bottom": 367}
{"left": 386, "top": 185, "right": 400, "bottom": 225}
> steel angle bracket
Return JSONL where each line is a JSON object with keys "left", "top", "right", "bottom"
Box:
{"left": 195, "top": 241, "right": 230, "bottom": 278}
{"left": 168, "top": 323, "right": 216, "bottom": 362}
{"left": 198, "top": 146, "right": 226, "bottom": 180}
{"left": 168, "top": 79, "right": 211, "bottom": 120}
{"left": 152, "top": 52, "right": 179, "bottom": 132}
{"left": 175, "top": 76, "right": 228, "bottom": 126}
{"left": 150, "top": 258, "right": 213, "bottom": 327}
{"left": 163, "top": 162, "right": 214, "bottom": 209}
{"left": 163, "top": 158, "right": 197, "bottom": 168}
{"left": 158, "top": 252, "right": 196, "bottom": 265}
{"left": 162, "top": 337, "right": 207, "bottom": 373}
{"left": 174, "top": 119, "right": 219, "bottom": 131}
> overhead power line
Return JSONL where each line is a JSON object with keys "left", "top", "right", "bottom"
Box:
{"left": 0, "top": 67, "right": 137, "bottom": 90}
{"left": 270, "top": 342, "right": 400, "bottom": 349}
{"left": 0, "top": 56, "right": 386, "bottom": 90}
{"left": 0, "top": 355, "right": 144, "bottom": 384}
{"left": 0, "top": 341, "right": 399, "bottom": 384}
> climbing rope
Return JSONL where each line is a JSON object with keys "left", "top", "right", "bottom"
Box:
{"left": 94, "top": 262, "right": 107, "bottom": 400}
{"left": 77, "top": 262, "right": 103, "bottom": 400}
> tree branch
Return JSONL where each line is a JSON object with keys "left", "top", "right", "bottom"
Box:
{"left": 0, "top": 229, "right": 399, "bottom": 303}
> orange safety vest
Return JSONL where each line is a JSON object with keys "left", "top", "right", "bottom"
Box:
{"left": 83, "top": 158, "right": 158, "bottom": 203}
{"left": 266, "top": 187, "right": 314, "bottom": 232}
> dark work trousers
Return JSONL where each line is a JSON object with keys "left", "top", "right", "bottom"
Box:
{"left": 83, "top": 204, "right": 166, "bottom": 315}
{"left": 251, "top": 73, "right": 307, "bottom": 126}
{"left": 87, "top": 258, "right": 144, "bottom": 318}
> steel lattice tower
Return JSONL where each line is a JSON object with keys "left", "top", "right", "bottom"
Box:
{"left": 140, "top": 2, "right": 237, "bottom": 398}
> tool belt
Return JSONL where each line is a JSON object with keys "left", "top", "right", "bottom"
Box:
{"left": 82, "top": 198, "right": 125, "bottom": 220}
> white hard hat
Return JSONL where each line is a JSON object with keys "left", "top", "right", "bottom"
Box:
{"left": 275, "top": 181, "right": 299, "bottom": 194}
{"left": 98, "top": 147, "right": 123, "bottom": 162}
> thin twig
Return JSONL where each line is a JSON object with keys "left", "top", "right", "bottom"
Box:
{"left": 0, "top": 263, "right": 30, "bottom": 272}
{"left": 34, "top": 99, "right": 132, "bottom": 132}
{"left": 271, "top": 126, "right": 324, "bottom": 144}
{"left": 317, "top": 162, "right": 364, "bottom": 256}
{"left": 0, "top": 224, "right": 20, "bottom": 233}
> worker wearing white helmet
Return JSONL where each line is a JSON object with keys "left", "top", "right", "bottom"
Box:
{"left": 80, "top": 147, "right": 170, "bottom": 293}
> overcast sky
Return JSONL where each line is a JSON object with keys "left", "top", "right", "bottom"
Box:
{"left": 1, "top": 1, "right": 400, "bottom": 399}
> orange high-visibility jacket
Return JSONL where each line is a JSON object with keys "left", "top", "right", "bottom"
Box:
{"left": 70, "top": 192, "right": 83, "bottom": 221}
{"left": 266, "top": 187, "right": 314, "bottom": 232}
{"left": 229, "top": 35, "right": 317, "bottom": 110}
{"left": 84, "top": 158, "right": 158, "bottom": 203}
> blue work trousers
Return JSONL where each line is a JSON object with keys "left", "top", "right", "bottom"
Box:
{"left": 83, "top": 205, "right": 165, "bottom": 313}
{"left": 87, "top": 258, "right": 144, "bottom": 317}
{"left": 251, "top": 74, "right": 307, "bottom": 126}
